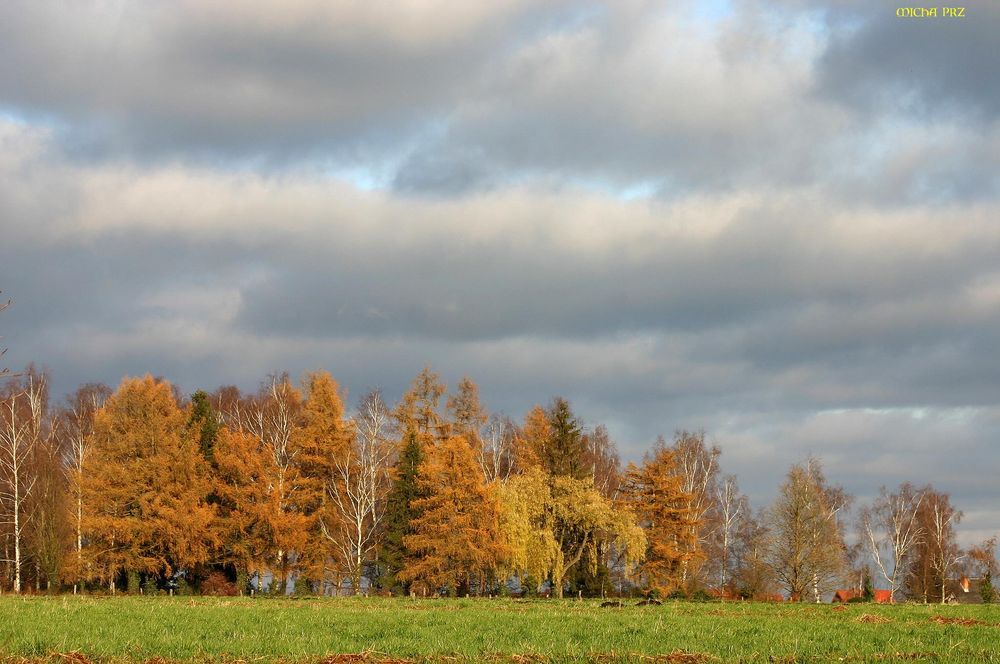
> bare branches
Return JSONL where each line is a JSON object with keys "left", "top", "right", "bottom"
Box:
{"left": 322, "top": 389, "right": 395, "bottom": 594}
{"left": 860, "top": 483, "right": 925, "bottom": 602}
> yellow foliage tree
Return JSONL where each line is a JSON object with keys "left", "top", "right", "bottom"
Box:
{"left": 499, "top": 467, "right": 645, "bottom": 598}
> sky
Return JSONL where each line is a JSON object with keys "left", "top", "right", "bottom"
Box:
{"left": 1, "top": 0, "right": 998, "bottom": 545}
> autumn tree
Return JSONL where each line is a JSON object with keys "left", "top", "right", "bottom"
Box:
{"left": 859, "top": 483, "right": 926, "bottom": 603}
{"left": 515, "top": 405, "right": 550, "bottom": 472}
{"left": 400, "top": 435, "right": 508, "bottom": 596}
{"left": 669, "top": 431, "right": 720, "bottom": 588}
{"left": 446, "top": 377, "right": 487, "bottom": 446}
{"left": 297, "top": 371, "right": 353, "bottom": 590}
{"left": 379, "top": 368, "right": 447, "bottom": 592}
{"left": 394, "top": 367, "right": 447, "bottom": 446}
{"left": 621, "top": 441, "right": 697, "bottom": 596}
{"left": 84, "top": 375, "right": 217, "bottom": 592}
{"left": 213, "top": 423, "right": 280, "bottom": 593}
{"left": 767, "top": 459, "right": 849, "bottom": 602}
{"left": 967, "top": 536, "right": 997, "bottom": 604}
{"left": 220, "top": 375, "right": 307, "bottom": 592}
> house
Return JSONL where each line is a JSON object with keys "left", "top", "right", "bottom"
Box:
{"left": 831, "top": 588, "right": 893, "bottom": 603}
{"left": 943, "top": 576, "right": 987, "bottom": 605}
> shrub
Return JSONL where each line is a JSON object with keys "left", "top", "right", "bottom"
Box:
{"left": 202, "top": 572, "right": 238, "bottom": 596}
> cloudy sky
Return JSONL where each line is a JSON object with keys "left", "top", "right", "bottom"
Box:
{"left": 1, "top": 0, "right": 998, "bottom": 543}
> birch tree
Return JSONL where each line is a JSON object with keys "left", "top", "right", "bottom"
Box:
{"left": 0, "top": 371, "right": 47, "bottom": 592}
{"left": 711, "top": 474, "right": 747, "bottom": 594}
{"left": 320, "top": 389, "right": 394, "bottom": 594}
{"left": 61, "top": 383, "right": 111, "bottom": 592}
{"left": 860, "top": 483, "right": 925, "bottom": 603}
{"left": 479, "top": 413, "right": 516, "bottom": 484}
{"left": 670, "top": 431, "right": 720, "bottom": 586}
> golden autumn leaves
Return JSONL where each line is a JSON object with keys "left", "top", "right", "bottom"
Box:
{"left": 64, "top": 369, "right": 700, "bottom": 597}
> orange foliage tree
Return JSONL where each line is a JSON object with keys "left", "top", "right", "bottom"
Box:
{"left": 621, "top": 441, "right": 698, "bottom": 597}
{"left": 399, "top": 435, "right": 508, "bottom": 596}
{"left": 83, "top": 375, "right": 216, "bottom": 591}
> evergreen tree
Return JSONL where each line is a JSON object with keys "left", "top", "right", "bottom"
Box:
{"left": 862, "top": 567, "right": 875, "bottom": 602}
{"left": 981, "top": 571, "right": 995, "bottom": 604}
{"left": 378, "top": 431, "right": 425, "bottom": 593}
{"left": 187, "top": 390, "right": 220, "bottom": 464}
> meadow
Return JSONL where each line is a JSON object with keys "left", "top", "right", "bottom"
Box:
{"left": 1, "top": 596, "right": 999, "bottom": 663}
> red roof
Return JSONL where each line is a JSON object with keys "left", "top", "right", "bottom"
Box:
{"left": 832, "top": 589, "right": 892, "bottom": 603}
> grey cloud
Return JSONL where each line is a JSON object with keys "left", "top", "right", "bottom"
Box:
{"left": 0, "top": 1, "right": 589, "bottom": 162}
{"left": 1, "top": 2, "right": 999, "bottom": 543}
{"left": 814, "top": 1, "right": 1000, "bottom": 120}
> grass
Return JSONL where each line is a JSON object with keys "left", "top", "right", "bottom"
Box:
{"left": 1, "top": 596, "right": 999, "bottom": 663}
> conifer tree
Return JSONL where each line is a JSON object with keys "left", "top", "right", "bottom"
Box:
{"left": 399, "top": 435, "right": 508, "bottom": 596}
{"left": 446, "top": 377, "right": 487, "bottom": 447}
{"left": 621, "top": 442, "right": 698, "bottom": 597}
{"left": 378, "top": 431, "right": 424, "bottom": 593}
{"left": 213, "top": 425, "right": 280, "bottom": 593}
{"left": 187, "top": 390, "right": 220, "bottom": 464}
{"left": 297, "top": 371, "right": 352, "bottom": 589}
{"left": 84, "top": 375, "right": 216, "bottom": 591}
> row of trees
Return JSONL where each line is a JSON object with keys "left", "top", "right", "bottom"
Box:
{"left": 0, "top": 365, "right": 993, "bottom": 602}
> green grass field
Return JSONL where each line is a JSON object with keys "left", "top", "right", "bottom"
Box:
{"left": 1, "top": 596, "right": 999, "bottom": 663}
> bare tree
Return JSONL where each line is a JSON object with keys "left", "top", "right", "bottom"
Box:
{"left": 712, "top": 474, "right": 747, "bottom": 593}
{"left": 767, "top": 458, "right": 849, "bottom": 602}
{"left": 479, "top": 413, "right": 516, "bottom": 484}
{"left": 320, "top": 389, "right": 395, "bottom": 595}
{"left": 860, "top": 483, "right": 925, "bottom": 603}
{"left": 929, "top": 497, "right": 962, "bottom": 604}
{"left": 0, "top": 371, "right": 48, "bottom": 592}
{"left": 0, "top": 294, "right": 10, "bottom": 379}
{"left": 62, "top": 383, "right": 112, "bottom": 593}
{"left": 584, "top": 424, "right": 621, "bottom": 499}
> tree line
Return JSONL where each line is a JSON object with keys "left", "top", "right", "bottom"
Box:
{"left": 0, "top": 365, "right": 994, "bottom": 602}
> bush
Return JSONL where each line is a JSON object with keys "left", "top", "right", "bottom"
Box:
{"left": 690, "top": 589, "right": 713, "bottom": 602}
{"left": 981, "top": 572, "right": 995, "bottom": 604}
{"left": 667, "top": 589, "right": 687, "bottom": 600}
{"left": 202, "top": 572, "right": 238, "bottom": 596}
{"left": 847, "top": 596, "right": 867, "bottom": 604}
